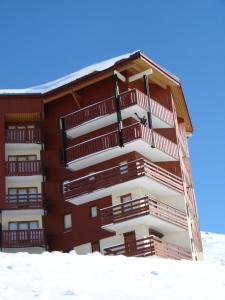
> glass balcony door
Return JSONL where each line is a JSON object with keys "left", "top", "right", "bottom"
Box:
{"left": 9, "top": 221, "right": 39, "bottom": 241}
{"left": 8, "top": 187, "right": 38, "bottom": 206}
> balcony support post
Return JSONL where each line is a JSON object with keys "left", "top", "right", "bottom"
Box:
{"left": 143, "top": 74, "right": 155, "bottom": 148}
{"left": 60, "top": 118, "right": 68, "bottom": 167}
{"left": 113, "top": 73, "right": 124, "bottom": 147}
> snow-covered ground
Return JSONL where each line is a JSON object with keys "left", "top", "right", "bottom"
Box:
{"left": 0, "top": 232, "right": 225, "bottom": 300}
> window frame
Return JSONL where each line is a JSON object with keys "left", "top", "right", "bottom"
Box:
{"left": 8, "top": 187, "right": 38, "bottom": 203}
{"left": 64, "top": 213, "right": 72, "bottom": 231}
{"left": 121, "top": 193, "right": 132, "bottom": 212}
{"left": 119, "top": 161, "right": 128, "bottom": 175}
{"left": 90, "top": 206, "right": 98, "bottom": 218}
{"left": 8, "top": 220, "right": 39, "bottom": 230}
{"left": 8, "top": 154, "right": 37, "bottom": 161}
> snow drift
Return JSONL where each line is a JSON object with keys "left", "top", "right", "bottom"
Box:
{"left": 0, "top": 231, "right": 224, "bottom": 300}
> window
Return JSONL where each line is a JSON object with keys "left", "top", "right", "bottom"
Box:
{"left": 8, "top": 187, "right": 38, "bottom": 203}
{"left": 6, "top": 124, "right": 36, "bottom": 143}
{"left": 90, "top": 206, "right": 98, "bottom": 218}
{"left": 9, "top": 221, "right": 39, "bottom": 230}
{"left": 119, "top": 161, "right": 128, "bottom": 174}
{"left": 62, "top": 180, "right": 70, "bottom": 195}
{"left": 7, "top": 124, "right": 35, "bottom": 129}
{"left": 121, "top": 194, "right": 132, "bottom": 212}
{"left": 9, "top": 221, "right": 39, "bottom": 241}
{"left": 8, "top": 155, "right": 37, "bottom": 161}
{"left": 91, "top": 240, "right": 100, "bottom": 252}
{"left": 7, "top": 155, "right": 38, "bottom": 175}
{"left": 64, "top": 214, "right": 72, "bottom": 230}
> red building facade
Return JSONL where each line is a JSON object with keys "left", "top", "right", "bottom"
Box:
{"left": 0, "top": 51, "right": 203, "bottom": 260}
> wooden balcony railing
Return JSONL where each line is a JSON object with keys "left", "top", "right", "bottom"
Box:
{"left": 63, "top": 158, "right": 183, "bottom": 201}
{"left": 66, "top": 123, "right": 179, "bottom": 163}
{"left": 5, "top": 160, "right": 42, "bottom": 176}
{"left": 100, "top": 196, "right": 188, "bottom": 230}
{"left": 5, "top": 193, "right": 43, "bottom": 209}
{"left": 1, "top": 229, "right": 45, "bottom": 248}
{"left": 5, "top": 128, "right": 41, "bottom": 144}
{"left": 104, "top": 235, "right": 192, "bottom": 260}
{"left": 63, "top": 88, "right": 174, "bottom": 130}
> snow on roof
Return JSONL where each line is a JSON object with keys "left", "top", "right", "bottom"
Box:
{"left": 0, "top": 51, "right": 140, "bottom": 95}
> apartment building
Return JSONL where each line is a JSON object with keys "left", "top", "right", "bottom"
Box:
{"left": 0, "top": 51, "right": 203, "bottom": 259}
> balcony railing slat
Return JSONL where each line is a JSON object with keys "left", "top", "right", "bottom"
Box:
{"left": 63, "top": 89, "right": 174, "bottom": 131}
{"left": 100, "top": 196, "right": 188, "bottom": 229}
{"left": 63, "top": 158, "right": 183, "bottom": 201}
{"left": 1, "top": 229, "right": 45, "bottom": 248}
{"left": 5, "top": 128, "right": 41, "bottom": 144}
{"left": 104, "top": 235, "right": 192, "bottom": 260}
{"left": 5, "top": 193, "right": 43, "bottom": 209}
{"left": 5, "top": 160, "right": 42, "bottom": 176}
{"left": 66, "top": 122, "right": 179, "bottom": 163}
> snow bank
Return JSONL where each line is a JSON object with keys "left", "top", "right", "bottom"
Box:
{"left": 0, "top": 232, "right": 225, "bottom": 300}
{"left": 201, "top": 231, "right": 225, "bottom": 265}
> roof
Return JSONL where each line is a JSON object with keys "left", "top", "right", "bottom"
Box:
{"left": 0, "top": 50, "right": 192, "bottom": 132}
{"left": 0, "top": 50, "right": 180, "bottom": 95}
{"left": 0, "top": 51, "right": 141, "bottom": 95}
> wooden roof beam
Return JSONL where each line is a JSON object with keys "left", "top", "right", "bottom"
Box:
{"left": 71, "top": 91, "right": 81, "bottom": 109}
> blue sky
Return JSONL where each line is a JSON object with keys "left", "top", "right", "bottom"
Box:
{"left": 0, "top": 0, "right": 224, "bottom": 233}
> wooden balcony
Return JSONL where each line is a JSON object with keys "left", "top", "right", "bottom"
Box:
{"left": 1, "top": 229, "right": 45, "bottom": 248}
{"left": 104, "top": 235, "right": 192, "bottom": 260}
{"left": 63, "top": 89, "right": 174, "bottom": 138}
{"left": 5, "top": 193, "right": 43, "bottom": 209}
{"left": 66, "top": 123, "right": 179, "bottom": 170}
{"left": 5, "top": 160, "right": 42, "bottom": 176}
{"left": 5, "top": 128, "right": 41, "bottom": 144}
{"left": 63, "top": 158, "right": 184, "bottom": 205}
{"left": 100, "top": 196, "right": 188, "bottom": 231}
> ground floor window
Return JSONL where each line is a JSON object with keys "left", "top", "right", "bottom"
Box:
{"left": 64, "top": 214, "right": 72, "bottom": 231}
{"left": 8, "top": 221, "right": 39, "bottom": 241}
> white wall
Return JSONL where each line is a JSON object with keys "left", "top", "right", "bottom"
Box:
{"left": 100, "top": 234, "right": 124, "bottom": 254}
{"left": 2, "top": 247, "right": 45, "bottom": 254}
{"left": 74, "top": 243, "right": 92, "bottom": 255}
{"left": 162, "top": 231, "right": 191, "bottom": 250}
{"left": 5, "top": 180, "right": 42, "bottom": 192}
{"left": 1, "top": 209, "right": 44, "bottom": 230}
{"left": 111, "top": 186, "right": 185, "bottom": 212}
{"left": 5, "top": 148, "right": 41, "bottom": 160}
